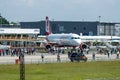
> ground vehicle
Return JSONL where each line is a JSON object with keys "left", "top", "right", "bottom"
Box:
{"left": 69, "top": 52, "right": 87, "bottom": 62}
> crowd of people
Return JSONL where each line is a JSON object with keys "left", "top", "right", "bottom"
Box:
{"left": 0, "top": 47, "right": 120, "bottom": 62}
{"left": 0, "top": 48, "right": 36, "bottom": 56}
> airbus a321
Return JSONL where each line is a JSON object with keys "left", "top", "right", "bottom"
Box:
{"left": 44, "top": 16, "right": 86, "bottom": 49}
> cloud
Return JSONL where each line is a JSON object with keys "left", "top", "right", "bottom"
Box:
{"left": 19, "top": 0, "right": 35, "bottom": 6}
{"left": 0, "top": 0, "right": 120, "bottom": 22}
{"left": 12, "top": 0, "right": 35, "bottom": 7}
{"left": 0, "top": 0, "right": 36, "bottom": 7}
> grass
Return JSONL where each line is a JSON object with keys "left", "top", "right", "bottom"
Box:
{"left": 0, "top": 61, "right": 120, "bottom": 80}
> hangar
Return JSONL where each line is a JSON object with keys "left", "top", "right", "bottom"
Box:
{"left": 20, "top": 21, "right": 120, "bottom": 36}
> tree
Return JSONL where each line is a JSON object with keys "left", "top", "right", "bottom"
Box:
{"left": 0, "top": 15, "right": 9, "bottom": 24}
{"left": 11, "top": 22, "right": 17, "bottom": 25}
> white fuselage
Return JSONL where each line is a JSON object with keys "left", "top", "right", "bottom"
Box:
{"left": 80, "top": 36, "right": 120, "bottom": 42}
{"left": 47, "top": 33, "right": 82, "bottom": 47}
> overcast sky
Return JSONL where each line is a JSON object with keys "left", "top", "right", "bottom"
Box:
{"left": 0, "top": 0, "right": 120, "bottom": 22}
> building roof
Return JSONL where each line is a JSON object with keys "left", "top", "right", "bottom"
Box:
{"left": 0, "top": 28, "right": 40, "bottom": 34}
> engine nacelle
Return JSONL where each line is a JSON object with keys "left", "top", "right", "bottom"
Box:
{"left": 80, "top": 43, "right": 87, "bottom": 49}
{"left": 45, "top": 45, "right": 51, "bottom": 49}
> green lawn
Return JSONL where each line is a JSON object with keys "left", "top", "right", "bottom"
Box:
{"left": 0, "top": 61, "right": 120, "bottom": 80}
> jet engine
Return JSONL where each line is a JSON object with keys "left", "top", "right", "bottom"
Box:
{"left": 45, "top": 45, "right": 51, "bottom": 49}
{"left": 80, "top": 43, "right": 87, "bottom": 49}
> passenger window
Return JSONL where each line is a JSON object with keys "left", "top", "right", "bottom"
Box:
{"left": 71, "top": 37, "right": 75, "bottom": 39}
{"left": 71, "top": 37, "right": 80, "bottom": 39}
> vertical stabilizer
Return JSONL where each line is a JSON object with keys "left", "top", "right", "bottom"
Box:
{"left": 45, "top": 16, "right": 51, "bottom": 36}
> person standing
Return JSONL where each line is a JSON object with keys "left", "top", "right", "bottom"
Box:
{"left": 57, "top": 53, "right": 61, "bottom": 62}
{"left": 0, "top": 49, "right": 2, "bottom": 56}
{"left": 116, "top": 51, "right": 119, "bottom": 59}
{"left": 107, "top": 52, "right": 110, "bottom": 59}
{"left": 41, "top": 54, "right": 44, "bottom": 62}
{"left": 92, "top": 52, "right": 95, "bottom": 60}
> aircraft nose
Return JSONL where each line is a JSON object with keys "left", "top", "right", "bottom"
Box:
{"left": 75, "top": 39, "right": 82, "bottom": 45}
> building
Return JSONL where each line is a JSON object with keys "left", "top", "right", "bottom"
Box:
{"left": 0, "top": 27, "right": 40, "bottom": 48}
{"left": 0, "top": 20, "right": 120, "bottom": 48}
{"left": 20, "top": 21, "right": 120, "bottom": 36}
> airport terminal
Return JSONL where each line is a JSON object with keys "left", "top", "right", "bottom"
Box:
{"left": 0, "top": 28, "right": 40, "bottom": 48}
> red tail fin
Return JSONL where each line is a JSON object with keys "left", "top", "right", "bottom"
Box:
{"left": 45, "top": 16, "right": 51, "bottom": 36}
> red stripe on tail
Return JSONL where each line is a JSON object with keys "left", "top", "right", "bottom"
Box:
{"left": 45, "top": 16, "right": 51, "bottom": 36}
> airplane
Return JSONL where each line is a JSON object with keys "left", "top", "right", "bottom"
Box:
{"left": 44, "top": 16, "right": 87, "bottom": 49}
{"left": 79, "top": 35, "right": 120, "bottom": 42}
{"left": 38, "top": 16, "right": 120, "bottom": 49}
{"left": 79, "top": 35, "right": 120, "bottom": 49}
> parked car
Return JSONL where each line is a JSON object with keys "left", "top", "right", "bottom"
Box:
{"left": 69, "top": 52, "right": 87, "bottom": 62}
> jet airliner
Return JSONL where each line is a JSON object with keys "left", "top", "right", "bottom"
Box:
{"left": 38, "top": 16, "right": 120, "bottom": 49}
{"left": 44, "top": 16, "right": 86, "bottom": 49}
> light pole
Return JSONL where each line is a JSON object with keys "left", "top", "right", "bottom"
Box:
{"left": 98, "top": 16, "right": 101, "bottom": 22}
{"left": 111, "top": 25, "right": 113, "bottom": 40}
{"left": 19, "top": 51, "right": 25, "bottom": 80}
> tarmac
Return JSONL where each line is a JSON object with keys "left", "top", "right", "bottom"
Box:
{"left": 0, "top": 53, "right": 120, "bottom": 64}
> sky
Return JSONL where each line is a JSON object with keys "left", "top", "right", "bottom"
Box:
{"left": 0, "top": 0, "right": 120, "bottom": 22}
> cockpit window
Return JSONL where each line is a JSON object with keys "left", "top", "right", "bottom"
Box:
{"left": 71, "top": 37, "right": 80, "bottom": 39}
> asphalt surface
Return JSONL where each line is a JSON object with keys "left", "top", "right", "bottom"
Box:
{"left": 0, "top": 53, "right": 120, "bottom": 64}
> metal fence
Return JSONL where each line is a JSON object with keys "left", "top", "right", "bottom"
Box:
{"left": 0, "top": 54, "right": 120, "bottom": 64}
